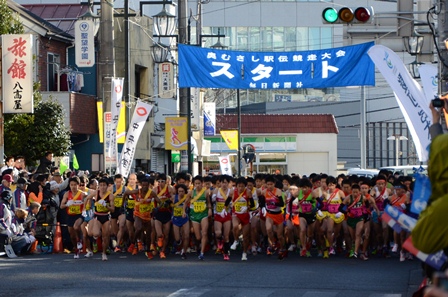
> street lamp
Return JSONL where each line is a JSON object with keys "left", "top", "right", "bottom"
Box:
{"left": 151, "top": 42, "right": 171, "bottom": 63}
{"left": 152, "top": 3, "right": 176, "bottom": 37}
{"left": 210, "top": 29, "right": 228, "bottom": 50}
{"left": 387, "top": 135, "right": 408, "bottom": 166}
{"left": 79, "top": 2, "right": 100, "bottom": 36}
{"left": 403, "top": 30, "right": 424, "bottom": 56}
{"left": 408, "top": 58, "right": 424, "bottom": 79}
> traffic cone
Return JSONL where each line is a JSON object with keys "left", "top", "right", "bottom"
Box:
{"left": 53, "top": 222, "right": 63, "bottom": 254}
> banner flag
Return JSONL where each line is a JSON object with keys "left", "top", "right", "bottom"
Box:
{"left": 220, "top": 130, "right": 239, "bottom": 150}
{"left": 179, "top": 42, "right": 375, "bottom": 89}
{"left": 404, "top": 237, "right": 447, "bottom": 270}
{"left": 218, "top": 155, "right": 232, "bottom": 175}
{"left": 117, "top": 101, "right": 153, "bottom": 177}
{"left": 72, "top": 154, "right": 79, "bottom": 170}
{"left": 108, "top": 78, "right": 124, "bottom": 162}
{"left": 165, "top": 117, "right": 188, "bottom": 150}
{"left": 368, "top": 45, "right": 431, "bottom": 162}
{"left": 203, "top": 102, "right": 216, "bottom": 136}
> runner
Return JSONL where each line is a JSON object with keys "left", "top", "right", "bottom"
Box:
{"left": 212, "top": 175, "right": 232, "bottom": 260}
{"left": 246, "top": 177, "right": 260, "bottom": 255}
{"left": 171, "top": 184, "right": 190, "bottom": 259}
{"left": 370, "top": 174, "right": 392, "bottom": 257}
{"left": 60, "top": 176, "right": 90, "bottom": 259}
{"left": 342, "top": 184, "right": 365, "bottom": 259}
{"left": 124, "top": 173, "right": 138, "bottom": 255}
{"left": 229, "top": 177, "right": 254, "bottom": 261}
{"left": 110, "top": 174, "right": 127, "bottom": 253}
{"left": 90, "top": 178, "right": 115, "bottom": 261}
{"left": 285, "top": 184, "right": 300, "bottom": 252}
{"left": 81, "top": 177, "right": 97, "bottom": 258}
{"left": 359, "top": 180, "right": 379, "bottom": 260}
{"left": 297, "top": 178, "right": 316, "bottom": 257}
{"left": 186, "top": 175, "right": 212, "bottom": 260}
{"left": 254, "top": 173, "right": 266, "bottom": 253}
{"left": 154, "top": 173, "right": 174, "bottom": 259}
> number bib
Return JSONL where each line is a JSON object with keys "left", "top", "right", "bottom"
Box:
{"left": 173, "top": 206, "right": 183, "bottom": 217}
{"left": 139, "top": 203, "right": 154, "bottom": 213}
{"left": 69, "top": 205, "right": 81, "bottom": 215}
{"left": 193, "top": 201, "right": 206, "bottom": 212}
{"left": 234, "top": 201, "right": 247, "bottom": 213}
{"left": 114, "top": 196, "right": 123, "bottom": 208}
{"left": 127, "top": 200, "right": 135, "bottom": 209}
{"left": 216, "top": 202, "right": 225, "bottom": 213}
{"left": 328, "top": 203, "right": 340, "bottom": 214}
{"left": 349, "top": 207, "right": 363, "bottom": 218}
{"left": 301, "top": 203, "right": 312, "bottom": 213}
{"left": 95, "top": 202, "right": 108, "bottom": 213}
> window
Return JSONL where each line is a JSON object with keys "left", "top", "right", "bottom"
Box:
{"left": 47, "top": 53, "right": 60, "bottom": 91}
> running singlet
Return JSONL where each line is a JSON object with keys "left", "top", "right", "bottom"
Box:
{"left": 214, "top": 188, "right": 230, "bottom": 214}
{"left": 232, "top": 189, "right": 249, "bottom": 215}
{"left": 94, "top": 191, "right": 111, "bottom": 214}
{"left": 157, "top": 185, "right": 172, "bottom": 213}
{"left": 265, "top": 189, "right": 282, "bottom": 213}
{"left": 125, "top": 186, "right": 136, "bottom": 210}
{"left": 324, "top": 189, "right": 342, "bottom": 214}
{"left": 134, "top": 190, "right": 156, "bottom": 221}
{"left": 67, "top": 190, "right": 84, "bottom": 215}
{"left": 113, "top": 185, "right": 126, "bottom": 208}
{"left": 374, "top": 187, "right": 389, "bottom": 212}
{"left": 390, "top": 194, "right": 407, "bottom": 213}
{"left": 189, "top": 188, "right": 208, "bottom": 222}
{"left": 298, "top": 190, "right": 314, "bottom": 214}
{"left": 347, "top": 195, "right": 364, "bottom": 218}
{"left": 249, "top": 188, "right": 259, "bottom": 211}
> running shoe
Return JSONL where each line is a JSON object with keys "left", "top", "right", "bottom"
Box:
{"left": 317, "top": 250, "right": 323, "bottom": 257}
{"left": 278, "top": 250, "right": 287, "bottom": 260}
{"left": 74, "top": 251, "right": 80, "bottom": 259}
{"left": 257, "top": 247, "right": 263, "bottom": 254}
{"left": 349, "top": 250, "right": 355, "bottom": 258}
{"left": 306, "top": 250, "right": 312, "bottom": 258}
{"left": 137, "top": 241, "right": 144, "bottom": 252}
{"left": 215, "top": 247, "right": 222, "bottom": 254}
{"left": 218, "top": 240, "right": 223, "bottom": 250}
{"left": 84, "top": 251, "right": 93, "bottom": 258}
{"left": 77, "top": 242, "right": 83, "bottom": 250}
{"left": 157, "top": 236, "right": 164, "bottom": 248}
{"left": 160, "top": 251, "right": 166, "bottom": 259}
{"left": 145, "top": 251, "right": 154, "bottom": 260}
{"left": 360, "top": 253, "right": 369, "bottom": 261}
{"left": 150, "top": 244, "right": 157, "bottom": 256}
{"left": 114, "top": 246, "right": 121, "bottom": 253}
{"left": 241, "top": 252, "right": 248, "bottom": 261}
{"left": 323, "top": 250, "right": 329, "bottom": 259}
{"left": 102, "top": 253, "right": 108, "bottom": 261}
{"left": 353, "top": 252, "right": 358, "bottom": 259}
{"left": 325, "top": 238, "right": 330, "bottom": 248}
{"left": 329, "top": 247, "right": 335, "bottom": 255}
{"left": 132, "top": 247, "right": 138, "bottom": 256}
{"left": 198, "top": 253, "right": 204, "bottom": 260}
{"left": 267, "top": 246, "right": 273, "bottom": 256}
{"left": 181, "top": 252, "right": 187, "bottom": 260}
{"left": 223, "top": 254, "right": 230, "bottom": 261}
{"left": 371, "top": 247, "right": 377, "bottom": 255}
{"left": 300, "top": 249, "right": 307, "bottom": 257}
{"left": 92, "top": 242, "right": 98, "bottom": 253}
{"left": 288, "top": 244, "right": 296, "bottom": 252}
{"left": 392, "top": 243, "right": 398, "bottom": 253}
{"left": 127, "top": 243, "right": 135, "bottom": 254}
{"left": 106, "top": 248, "right": 111, "bottom": 255}
{"left": 230, "top": 241, "right": 239, "bottom": 250}
{"left": 400, "top": 250, "right": 406, "bottom": 262}
{"left": 251, "top": 245, "right": 257, "bottom": 255}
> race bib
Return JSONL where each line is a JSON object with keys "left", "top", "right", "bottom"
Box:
{"left": 139, "top": 203, "right": 154, "bottom": 213}
{"left": 69, "top": 205, "right": 81, "bottom": 215}
{"left": 216, "top": 202, "right": 225, "bottom": 213}
{"left": 127, "top": 200, "right": 135, "bottom": 209}
{"left": 193, "top": 201, "right": 206, "bottom": 213}
{"left": 301, "top": 203, "right": 312, "bottom": 213}
{"left": 95, "top": 202, "right": 108, "bottom": 213}
{"left": 234, "top": 201, "right": 247, "bottom": 213}
{"left": 173, "top": 206, "right": 183, "bottom": 217}
{"left": 349, "top": 207, "right": 363, "bottom": 217}
{"left": 328, "top": 203, "right": 340, "bottom": 214}
{"left": 114, "top": 197, "right": 123, "bottom": 208}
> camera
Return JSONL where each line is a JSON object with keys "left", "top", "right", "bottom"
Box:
{"left": 432, "top": 98, "right": 445, "bottom": 108}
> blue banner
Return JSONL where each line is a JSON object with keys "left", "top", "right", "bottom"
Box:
{"left": 178, "top": 42, "right": 375, "bottom": 89}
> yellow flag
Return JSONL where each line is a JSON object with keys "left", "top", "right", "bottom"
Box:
{"left": 220, "top": 130, "right": 239, "bottom": 150}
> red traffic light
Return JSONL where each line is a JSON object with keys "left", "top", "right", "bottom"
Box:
{"left": 354, "top": 7, "right": 371, "bottom": 23}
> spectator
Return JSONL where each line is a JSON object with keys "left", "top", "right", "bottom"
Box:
{"left": 12, "top": 177, "right": 29, "bottom": 212}
{"left": 11, "top": 208, "right": 36, "bottom": 255}
{"left": 28, "top": 174, "right": 47, "bottom": 205}
{"left": 0, "top": 190, "right": 14, "bottom": 253}
{"left": 0, "top": 174, "right": 13, "bottom": 192}
{"left": 35, "top": 151, "right": 54, "bottom": 174}
{"left": 429, "top": 99, "right": 448, "bottom": 139}
{"left": 1, "top": 156, "right": 18, "bottom": 180}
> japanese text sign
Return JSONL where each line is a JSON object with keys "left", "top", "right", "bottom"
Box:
{"left": 75, "top": 19, "right": 95, "bottom": 67}
{"left": 2, "top": 34, "right": 34, "bottom": 113}
{"left": 178, "top": 42, "right": 375, "bottom": 89}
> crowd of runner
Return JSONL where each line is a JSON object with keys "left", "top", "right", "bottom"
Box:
{"left": 1, "top": 162, "right": 417, "bottom": 262}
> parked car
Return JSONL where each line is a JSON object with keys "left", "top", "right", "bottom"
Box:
{"left": 346, "top": 168, "right": 380, "bottom": 178}
{"left": 379, "top": 165, "right": 427, "bottom": 177}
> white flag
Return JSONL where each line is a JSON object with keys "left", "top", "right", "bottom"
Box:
{"left": 117, "top": 101, "right": 153, "bottom": 177}
{"left": 218, "top": 155, "right": 232, "bottom": 176}
{"left": 368, "top": 45, "right": 431, "bottom": 162}
{"left": 418, "top": 64, "right": 438, "bottom": 107}
{"left": 108, "top": 78, "right": 124, "bottom": 162}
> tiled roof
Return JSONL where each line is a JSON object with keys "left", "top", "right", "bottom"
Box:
{"left": 216, "top": 114, "right": 339, "bottom": 134}
{"left": 22, "top": 4, "right": 88, "bottom": 37}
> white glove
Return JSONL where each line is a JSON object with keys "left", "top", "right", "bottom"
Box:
{"left": 5, "top": 229, "right": 13, "bottom": 238}
{"left": 335, "top": 212, "right": 343, "bottom": 219}
{"left": 400, "top": 203, "right": 407, "bottom": 210}
{"left": 240, "top": 206, "right": 248, "bottom": 213}
{"left": 82, "top": 210, "right": 87, "bottom": 217}
{"left": 317, "top": 210, "right": 324, "bottom": 217}
{"left": 66, "top": 200, "right": 74, "bottom": 206}
{"left": 99, "top": 200, "right": 107, "bottom": 207}
{"left": 219, "top": 209, "right": 227, "bottom": 217}
{"left": 262, "top": 207, "right": 267, "bottom": 216}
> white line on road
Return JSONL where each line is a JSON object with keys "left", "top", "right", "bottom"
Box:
{"left": 167, "top": 288, "right": 210, "bottom": 297}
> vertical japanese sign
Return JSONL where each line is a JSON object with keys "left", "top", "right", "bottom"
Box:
{"left": 191, "top": 88, "right": 201, "bottom": 130}
{"left": 97, "top": 101, "right": 126, "bottom": 144}
{"left": 117, "top": 101, "right": 153, "bottom": 178}
{"left": 203, "top": 102, "right": 216, "bottom": 136}
{"left": 2, "top": 34, "right": 33, "bottom": 114}
{"left": 107, "top": 78, "right": 124, "bottom": 163}
{"left": 75, "top": 19, "right": 95, "bottom": 67}
{"left": 165, "top": 117, "right": 188, "bottom": 150}
{"left": 103, "top": 112, "right": 117, "bottom": 170}
{"left": 158, "top": 62, "right": 174, "bottom": 98}
{"left": 218, "top": 155, "right": 232, "bottom": 175}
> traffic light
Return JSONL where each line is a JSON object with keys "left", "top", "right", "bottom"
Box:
{"left": 322, "top": 7, "right": 373, "bottom": 24}
{"left": 242, "top": 144, "right": 256, "bottom": 164}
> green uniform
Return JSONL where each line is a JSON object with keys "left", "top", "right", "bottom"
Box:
{"left": 189, "top": 188, "right": 208, "bottom": 223}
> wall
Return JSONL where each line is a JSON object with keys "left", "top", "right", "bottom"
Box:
{"left": 36, "top": 36, "right": 67, "bottom": 92}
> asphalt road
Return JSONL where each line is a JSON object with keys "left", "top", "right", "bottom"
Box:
{"left": 0, "top": 250, "right": 423, "bottom": 297}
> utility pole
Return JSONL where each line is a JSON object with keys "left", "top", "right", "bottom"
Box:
{"left": 439, "top": 0, "right": 448, "bottom": 95}
{"left": 99, "top": 0, "right": 115, "bottom": 170}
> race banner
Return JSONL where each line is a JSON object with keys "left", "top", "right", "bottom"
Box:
{"left": 165, "top": 117, "right": 188, "bottom": 150}
{"left": 117, "top": 101, "right": 153, "bottom": 177}
{"left": 384, "top": 205, "right": 417, "bottom": 232}
{"left": 404, "top": 237, "right": 447, "bottom": 270}
{"left": 368, "top": 45, "right": 431, "bottom": 162}
{"left": 220, "top": 130, "right": 239, "bottom": 150}
{"left": 203, "top": 102, "right": 216, "bottom": 136}
{"left": 179, "top": 42, "right": 375, "bottom": 89}
{"left": 97, "top": 101, "right": 126, "bottom": 144}
{"left": 2, "top": 34, "right": 34, "bottom": 113}
{"left": 108, "top": 78, "right": 124, "bottom": 161}
{"left": 219, "top": 155, "right": 232, "bottom": 175}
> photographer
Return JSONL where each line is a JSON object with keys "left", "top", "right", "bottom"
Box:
{"left": 429, "top": 97, "right": 448, "bottom": 139}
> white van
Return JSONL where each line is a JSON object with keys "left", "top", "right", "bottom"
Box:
{"left": 379, "top": 165, "right": 427, "bottom": 177}
{"left": 347, "top": 168, "right": 380, "bottom": 178}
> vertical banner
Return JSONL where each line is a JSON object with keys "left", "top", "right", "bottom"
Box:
{"left": 108, "top": 78, "right": 124, "bottom": 162}
{"left": 2, "top": 34, "right": 34, "bottom": 113}
{"left": 75, "top": 19, "right": 95, "bottom": 67}
{"left": 219, "top": 155, "right": 232, "bottom": 175}
{"left": 220, "top": 130, "right": 239, "bottom": 150}
{"left": 165, "top": 117, "right": 188, "bottom": 150}
{"left": 159, "top": 62, "right": 175, "bottom": 98}
{"left": 97, "top": 101, "right": 126, "bottom": 143}
{"left": 368, "top": 45, "right": 431, "bottom": 162}
{"left": 104, "top": 112, "right": 117, "bottom": 170}
{"left": 191, "top": 88, "right": 201, "bottom": 130}
{"left": 117, "top": 101, "right": 153, "bottom": 177}
{"left": 203, "top": 102, "right": 216, "bottom": 136}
